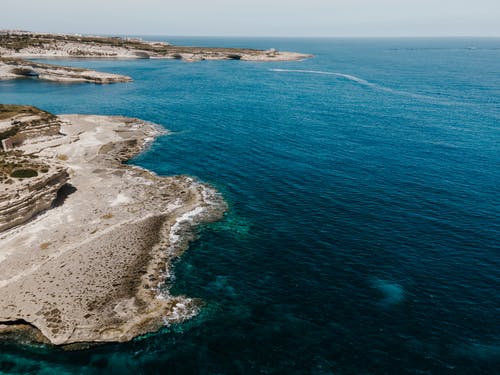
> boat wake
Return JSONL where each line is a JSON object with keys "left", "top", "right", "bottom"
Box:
{"left": 270, "top": 68, "right": 371, "bottom": 85}
{"left": 269, "top": 68, "right": 459, "bottom": 105}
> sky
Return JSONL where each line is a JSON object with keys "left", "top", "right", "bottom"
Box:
{"left": 2, "top": 0, "right": 500, "bottom": 37}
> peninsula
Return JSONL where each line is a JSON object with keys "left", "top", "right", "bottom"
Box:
{"left": 0, "top": 31, "right": 311, "bottom": 83}
{"left": 0, "top": 57, "right": 132, "bottom": 83}
{"left": 0, "top": 32, "right": 310, "bottom": 347}
{"left": 0, "top": 105, "right": 226, "bottom": 345}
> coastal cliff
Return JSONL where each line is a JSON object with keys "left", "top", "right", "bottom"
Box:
{"left": 0, "top": 107, "right": 226, "bottom": 345}
{"left": 0, "top": 32, "right": 310, "bottom": 347}
{"left": 0, "top": 105, "right": 69, "bottom": 231}
{"left": 0, "top": 31, "right": 311, "bottom": 83}
{"left": 0, "top": 57, "right": 132, "bottom": 83}
{"left": 0, "top": 156, "right": 68, "bottom": 232}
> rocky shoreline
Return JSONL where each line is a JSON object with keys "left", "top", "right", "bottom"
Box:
{"left": 0, "top": 109, "right": 226, "bottom": 346}
{"left": 0, "top": 31, "right": 311, "bottom": 62}
{"left": 0, "top": 32, "right": 311, "bottom": 347}
{"left": 0, "top": 57, "right": 132, "bottom": 83}
{"left": 0, "top": 31, "right": 312, "bottom": 83}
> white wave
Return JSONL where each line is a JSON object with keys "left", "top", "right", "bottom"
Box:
{"left": 169, "top": 206, "right": 205, "bottom": 245}
{"left": 161, "top": 297, "right": 200, "bottom": 326}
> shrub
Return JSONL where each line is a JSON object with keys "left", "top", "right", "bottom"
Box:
{"left": 11, "top": 168, "right": 38, "bottom": 178}
{"left": 0, "top": 125, "right": 20, "bottom": 140}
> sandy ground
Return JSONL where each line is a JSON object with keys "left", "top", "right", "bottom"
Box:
{"left": 0, "top": 115, "right": 225, "bottom": 345}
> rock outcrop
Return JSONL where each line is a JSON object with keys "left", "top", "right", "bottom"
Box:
{"left": 0, "top": 108, "right": 226, "bottom": 346}
{"left": 0, "top": 31, "right": 312, "bottom": 62}
{"left": 0, "top": 31, "right": 311, "bottom": 84}
{"left": 0, "top": 57, "right": 132, "bottom": 83}
{"left": 0, "top": 105, "right": 69, "bottom": 231}
{"left": 1, "top": 105, "right": 61, "bottom": 150}
{"left": 0, "top": 163, "right": 68, "bottom": 232}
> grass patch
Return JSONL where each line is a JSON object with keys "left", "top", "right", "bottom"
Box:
{"left": 0, "top": 125, "right": 20, "bottom": 141}
{"left": 0, "top": 104, "right": 48, "bottom": 120}
{"left": 10, "top": 168, "right": 38, "bottom": 178}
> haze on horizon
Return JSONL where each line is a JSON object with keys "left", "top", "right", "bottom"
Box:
{"left": 2, "top": 0, "right": 500, "bottom": 37}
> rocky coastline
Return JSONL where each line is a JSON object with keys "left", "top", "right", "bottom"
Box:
{"left": 0, "top": 31, "right": 312, "bottom": 83}
{"left": 0, "top": 107, "right": 226, "bottom": 346}
{"left": 0, "top": 57, "right": 132, "bottom": 83}
{"left": 0, "top": 31, "right": 311, "bottom": 62}
{"left": 0, "top": 32, "right": 311, "bottom": 347}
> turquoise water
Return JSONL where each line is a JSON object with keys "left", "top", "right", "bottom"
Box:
{"left": 0, "top": 38, "right": 499, "bottom": 374}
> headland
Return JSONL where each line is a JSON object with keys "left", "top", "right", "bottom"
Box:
{"left": 0, "top": 32, "right": 311, "bottom": 347}
{"left": 0, "top": 105, "right": 226, "bottom": 346}
{"left": 0, "top": 31, "right": 312, "bottom": 83}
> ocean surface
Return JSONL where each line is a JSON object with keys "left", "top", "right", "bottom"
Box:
{"left": 0, "top": 38, "right": 499, "bottom": 374}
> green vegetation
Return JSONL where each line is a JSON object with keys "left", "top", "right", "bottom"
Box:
{"left": 0, "top": 32, "right": 262, "bottom": 57}
{"left": 0, "top": 151, "right": 40, "bottom": 181}
{"left": 0, "top": 125, "right": 20, "bottom": 141}
{"left": 0, "top": 104, "right": 52, "bottom": 120}
{"left": 10, "top": 168, "right": 38, "bottom": 178}
{"left": 0, "top": 104, "right": 58, "bottom": 144}
{"left": 0, "top": 105, "right": 60, "bottom": 183}
{"left": 0, "top": 149, "right": 48, "bottom": 182}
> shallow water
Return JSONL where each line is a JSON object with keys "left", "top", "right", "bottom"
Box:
{"left": 0, "top": 37, "right": 499, "bottom": 374}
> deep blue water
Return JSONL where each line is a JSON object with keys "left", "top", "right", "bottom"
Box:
{"left": 0, "top": 38, "right": 499, "bottom": 374}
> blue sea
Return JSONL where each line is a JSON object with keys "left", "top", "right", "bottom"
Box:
{"left": 0, "top": 38, "right": 499, "bottom": 374}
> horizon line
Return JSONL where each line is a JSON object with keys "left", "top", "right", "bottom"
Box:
{"left": 3, "top": 30, "right": 500, "bottom": 39}
{"left": 139, "top": 35, "right": 500, "bottom": 39}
